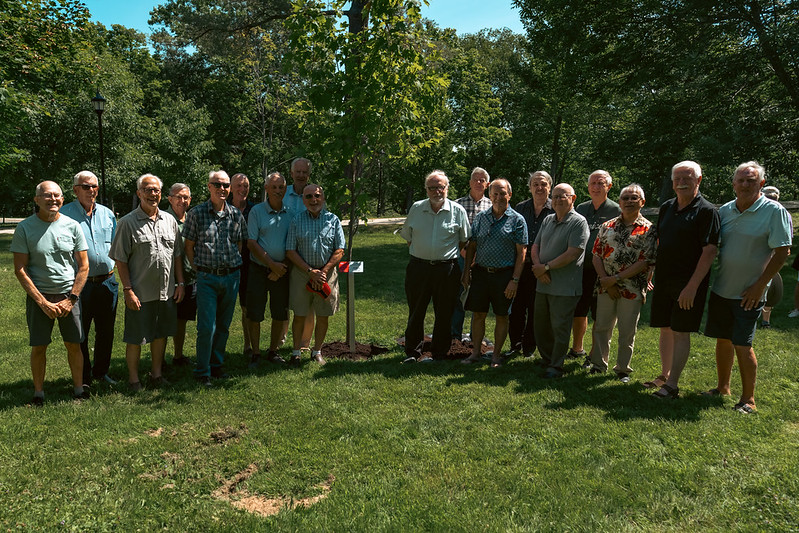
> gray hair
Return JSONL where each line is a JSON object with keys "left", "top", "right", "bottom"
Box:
{"left": 424, "top": 170, "right": 449, "bottom": 188}
{"left": 672, "top": 160, "right": 702, "bottom": 180}
{"left": 528, "top": 170, "right": 553, "bottom": 188}
{"left": 619, "top": 183, "right": 646, "bottom": 201}
{"left": 471, "top": 167, "right": 490, "bottom": 181}
{"left": 291, "top": 157, "right": 312, "bottom": 172}
{"left": 490, "top": 178, "right": 512, "bottom": 196}
{"left": 231, "top": 172, "right": 249, "bottom": 183}
{"left": 762, "top": 185, "right": 779, "bottom": 201}
{"left": 267, "top": 171, "right": 286, "bottom": 185}
{"left": 35, "top": 181, "right": 63, "bottom": 197}
{"left": 169, "top": 183, "right": 190, "bottom": 196}
{"left": 303, "top": 183, "right": 324, "bottom": 195}
{"left": 734, "top": 161, "right": 766, "bottom": 182}
{"left": 137, "top": 173, "right": 163, "bottom": 190}
{"left": 209, "top": 170, "right": 230, "bottom": 182}
{"left": 589, "top": 169, "right": 612, "bottom": 186}
{"left": 73, "top": 170, "right": 98, "bottom": 186}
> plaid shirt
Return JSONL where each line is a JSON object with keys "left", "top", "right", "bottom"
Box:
{"left": 456, "top": 194, "right": 491, "bottom": 224}
{"left": 286, "top": 209, "right": 346, "bottom": 268}
{"left": 182, "top": 200, "right": 247, "bottom": 270}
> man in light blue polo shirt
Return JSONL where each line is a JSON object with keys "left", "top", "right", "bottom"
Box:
{"left": 284, "top": 157, "right": 311, "bottom": 213}
{"left": 461, "top": 178, "right": 527, "bottom": 367}
{"left": 531, "top": 183, "right": 590, "bottom": 378}
{"left": 400, "top": 170, "right": 471, "bottom": 362}
{"left": 704, "top": 161, "right": 792, "bottom": 414}
{"left": 61, "top": 170, "right": 118, "bottom": 387}
{"left": 246, "top": 171, "right": 294, "bottom": 367}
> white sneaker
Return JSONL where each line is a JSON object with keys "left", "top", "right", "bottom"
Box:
{"left": 789, "top": 309, "right": 799, "bottom": 318}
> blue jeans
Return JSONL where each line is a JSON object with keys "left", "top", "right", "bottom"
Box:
{"left": 195, "top": 270, "right": 240, "bottom": 378}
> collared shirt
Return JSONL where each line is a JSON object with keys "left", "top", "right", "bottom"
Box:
{"left": 182, "top": 200, "right": 247, "bottom": 270}
{"left": 655, "top": 192, "right": 720, "bottom": 289}
{"left": 165, "top": 206, "right": 195, "bottom": 285}
{"left": 471, "top": 207, "right": 528, "bottom": 268}
{"left": 592, "top": 213, "right": 657, "bottom": 300}
{"left": 515, "top": 198, "right": 554, "bottom": 263}
{"left": 400, "top": 199, "right": 471, "bottom": 261}
{"left": 713, "top": 194, "right": 792, "bottom": 300}
{"left": 10, "top": 214, "right": 88, "bottom": 294}
{"left": 456, "top": 193, "right": 492, "bottom": 224}
{"left": 229, "top": 199, "right": 256, "bottom": 265}
{"left": 248, "top": 201, "right": 294, "bottom": 265}
{"left": 286, "top": 209, "right": 346, "bottom": 268}
{"left": 284, "top": 186, "right": 306, "bottom": 214}
{"left": 110, "top": 207, "right": 183, "bottom": 303}
{"left": 576, "top": 198, "right": 621, "bottom": 257}
{"left": 534, "top": 209, "right": 589, "bottom": 296}
{"left": 60, "top": 200, "right": 116, "bottom": 276}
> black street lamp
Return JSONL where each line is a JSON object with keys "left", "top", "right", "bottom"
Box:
{"left": 91, "top": 92, "right": 108, "bottom": 206}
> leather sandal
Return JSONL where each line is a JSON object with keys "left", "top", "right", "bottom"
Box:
{"left": 652, "top": 384, "right": 679, "bottom": 399}
{"left": 643, "top": 375, "right": 667, "bottom": 389}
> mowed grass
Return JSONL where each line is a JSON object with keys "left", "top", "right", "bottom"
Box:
{"left": 2, "top": 227, "right": 799, "bottom": 531}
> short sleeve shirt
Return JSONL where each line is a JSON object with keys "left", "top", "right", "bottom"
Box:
{"left": 576, "top": 198, "right": 621, "bottom": 257}
{"left": 165, "top": 206, "right": 195, "bottom": 285}
{"left": 11, "top": 214, "right": 88, "bottom": 294}
{"left": 284, "top": 186, "right": 306, "bottom": 214}
{"left": 654, "top": 193, "right": 720, "bottom": 290}
{"left": 713, "top": 195, "right": 792, "bottom": 299}
{"left": 534, "top": 210, "right": 589, "bottom": 296}
{"left": 592, "top": 214, "right": 657, "bottom": 300}
{"left": 248, "top": 202, "right": 294, "bottom": 265}
{"left": 285, "top": 209, "right": 346, "bottom": 268}
{"left": 110, "top": 207, "right": 183, "bottom": 303}
{"left": 456, "top": 194, "right": 492, "bottom": 224}
{"left": 400, "top": 199, "right": 471, "bottom": 261}
{"left": 182, "top": 200, "right": 247, "bottom": 270}
{"left": 60, "top": 200, "right": 116, "bottom": 276}
{"left": 470, "top": 207, "right": 528, "bottom": 268}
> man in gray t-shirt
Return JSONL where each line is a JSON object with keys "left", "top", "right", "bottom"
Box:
{"left": 531, "top": 183, "right": 589, "bottom": 378}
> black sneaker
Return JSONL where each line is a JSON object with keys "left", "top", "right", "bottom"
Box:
{"left": 567, "top": 349, "right": 587, "bottom": 359}
{"left": 31, "top": 396, "right": 44, "bottom": 407}
{"left": 289, "top": 355, "right": 302, "bottom": 367}
{"left": 210, "top": 367, "right": 229, "bottom": 379}
{"left": 73, "top": 389, "right": 91, "bottom": 400}
{"left": 248, "top": 353, "right": 261, "bottom": 369}
{"left": 589, "top": 367, "right": 603, "bottom": 375}
{"left": 196, "top": 376, "right": 213, "bottom": 387}
{"left": 617, "top": 373, "right": 631, "bottom": 383}
{"left": 581, "top": 356, "right": 592, "bottom": 370}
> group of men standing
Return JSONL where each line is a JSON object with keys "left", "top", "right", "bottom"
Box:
{"left": 399, "top": 161, "right": 791, "bottom": 414}
{"left": 12, "top": 158, "right": 345, "bottom": 403}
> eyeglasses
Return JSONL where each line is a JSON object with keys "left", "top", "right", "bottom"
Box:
{"left": 620, "top": 195, "right": 641, "bottom": 201}
{"left": 37, "top": 193, "right": 62, "bottom": 199}
{"left": 77, "top": 184, "right": 99, "bottom": 190}
{"left": 140, "top": 187, "right": 161, "bottom": 194}
{"left": 552, "top": 194, "right": 571, "bottom": 200}
{"left": 304, "top": 193, "right": 322, "bottom": 199}
{"left": 427, "top": 186, "right": 447, "bottom": 192}
{"left": 170, "top": 194, "right": 190, "bottom": 201}
{"left": 210, "top": 182, "right": 231, "bottom": 189}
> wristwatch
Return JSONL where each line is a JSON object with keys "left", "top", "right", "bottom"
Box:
{"left": 68, "top": 293, "right": 79, "bottom": 304}
{"left": 544, "top": 263, "right": 551, "bottom": 272}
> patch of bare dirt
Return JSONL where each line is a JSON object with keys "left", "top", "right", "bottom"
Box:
{"left": 209, "top": 423, "right": 248, "bottom": 445}
{"left": 212, "top": 464, "right": 334, "bottom": 518}
{"left": 396, "top": 334, "right": 493, "bottom": 360}
{"left": 145, "top": 427, "right": 164, "bottom": 437}
{"left": 321, "top": 341, "right": 389, "bottom": 360}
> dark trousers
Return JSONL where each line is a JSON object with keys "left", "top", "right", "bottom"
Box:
{"left": 508, "top": 265, "right": 538, "bottom": 353}
{"left": 404, "top": 258, "right": 460, "bottom": 358}
{"left": 80, "top": 276, "right": 119, "bottom": 383}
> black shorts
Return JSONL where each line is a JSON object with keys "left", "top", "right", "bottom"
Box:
{"left": 573, "top": 264, "right": 597, "bottom": 318}
{"left": 465, "top": 266, "right": 513, "bottom": 316}
{"left": 246, "top": 262, "right": 290, "bottom": 322}
{"left": 176, "top": 283, "right": 197, "bottom": 321}
{"left": 650, "top": 280, "right": 709, "bottom": 332}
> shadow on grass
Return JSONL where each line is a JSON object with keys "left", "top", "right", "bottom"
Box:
{"left": 311, "top": 351, "right": 725, "bottom": 422}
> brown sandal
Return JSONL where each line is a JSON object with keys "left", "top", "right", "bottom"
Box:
{"left": 643, "top": 375, "right": 667, "bottom": 389}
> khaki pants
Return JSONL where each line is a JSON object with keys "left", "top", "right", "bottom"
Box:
{"left": 590, "top": 292, "right": 643, "bottom": 374}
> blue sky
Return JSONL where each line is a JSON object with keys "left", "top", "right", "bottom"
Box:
{"left": 81, "top": 0, "right": 525, "bottom": 36}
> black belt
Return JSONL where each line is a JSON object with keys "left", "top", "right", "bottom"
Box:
{"left": 87, "top": 271, "right": 114, "bottom": 283}
{"left": 474, "top": 265, "right": 513, "bottom": 274}
{"left": 411, "top": 256, "right": 457, "bottom": 265}
{"left": 196, "top": 265, "right": 241, "bottom": 276}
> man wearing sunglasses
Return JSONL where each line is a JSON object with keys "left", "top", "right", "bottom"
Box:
{"left": 61, "top": 170, "right": 119, "bottom": 388}
{"left": 285, "top": 184, "right": 345, "bottom": 365}
{"left": 183, "top": 170, "right": 248, "bottom": 386}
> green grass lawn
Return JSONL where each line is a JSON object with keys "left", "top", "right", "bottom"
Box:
{"left": 2, "top": 228, "right": 799, "bottom": 531}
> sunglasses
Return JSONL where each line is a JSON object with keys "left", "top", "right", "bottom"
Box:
{"left": 210, "top": 182, "right": 231, "bottom": 189}
{"left": 304, "top": 193, "right": 322, "bottom": 199}
{"left": 77, "top": 184, "right": 99, "bottom": 190}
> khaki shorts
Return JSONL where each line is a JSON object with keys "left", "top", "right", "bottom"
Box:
{"left": 289, "top": 267, "right": 339, "bottom": 317}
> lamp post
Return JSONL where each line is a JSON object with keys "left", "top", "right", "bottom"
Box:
{"left": 91, "top": 92, "right": 107, "bottom": 206}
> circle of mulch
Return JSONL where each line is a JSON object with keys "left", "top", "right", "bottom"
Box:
{"left": 396, "top": 337, "right": 492, "bottom": 360}
{"left": 321, "top": 341, "right": 389, "bottom": 361}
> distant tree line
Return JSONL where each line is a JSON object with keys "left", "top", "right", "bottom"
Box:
{"left": 1, "top": 0, "right": 797, "bottom": 218}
